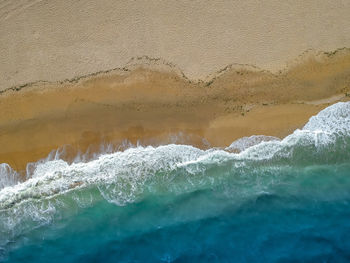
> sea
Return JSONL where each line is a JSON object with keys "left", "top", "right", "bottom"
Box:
{"left": 0, "top": 102, "right": 350, "bottom": 262}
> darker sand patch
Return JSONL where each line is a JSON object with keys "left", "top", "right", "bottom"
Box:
{"left": 0, "top": 49, "right": 350, "bottom": 171}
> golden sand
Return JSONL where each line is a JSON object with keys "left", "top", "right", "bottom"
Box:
{"left": 0, "top": 49, "right": 350, "bottom": 171}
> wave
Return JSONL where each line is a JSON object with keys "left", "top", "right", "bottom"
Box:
{"left": 0, "top": 164, "right": 18, "bottom": 190}
{"left": 226, "top": 135, "right": 280, "bottom": 152}
{"left": 0, "top": 102, "right": 350, "bottom": 251}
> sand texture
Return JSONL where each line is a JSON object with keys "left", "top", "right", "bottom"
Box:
{"left": 0, "top": 49, "right": 350, "bottom": 171}
{"left": 1, "top": 0, "right": 350, "bottom": 90}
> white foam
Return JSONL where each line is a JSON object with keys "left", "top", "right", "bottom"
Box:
{"left": 1, "top": 102, "right": 350, "bottom": 208}
{"left": 0, "top": 102, "right": 349, "bottom": 244}
{"left": 303, "top": 101, "right": 350, "bottom": 133}
{"left": 234, "top": 102, "right": 350, "bottom": 161}
{"left": 0, "top": 164, "right": 19, "bottom": 190}
{"left": 226, "top": 135, "right": 280, "bottom": 152}
{"left": 0, "top": 145, "right": 204, "bottom": 210}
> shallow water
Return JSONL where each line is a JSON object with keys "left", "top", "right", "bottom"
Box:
{"left": 1, "top": 102, "right": 350, "bottom": 262}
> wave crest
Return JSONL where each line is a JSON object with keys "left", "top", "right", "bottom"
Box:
{"left": 0, "top": 102, "right": 350, "bottom": 249}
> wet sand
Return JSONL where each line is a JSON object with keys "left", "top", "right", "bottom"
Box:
{"left": 1, "top": 49, "right": 350, "bottom": 171}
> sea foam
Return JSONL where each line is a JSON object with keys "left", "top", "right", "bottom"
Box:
{"left": 0, "top": 102, "right": 349, "bottom": 249}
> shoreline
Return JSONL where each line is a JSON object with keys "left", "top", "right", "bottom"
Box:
{"left": 2, "top": 47, "right": 350, "bottom": 94}
{"left": 0, "top": 49, "right": 350, "bottom": 171}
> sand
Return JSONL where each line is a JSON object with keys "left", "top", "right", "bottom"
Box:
{"left": 1, "top": 0, "right": 350, "bottom": 90}
{"left": 1, "top": 1, "right": 350, "bottom": 171}
{"left": 1, "top": 49, "right": 350, "bottom": 171}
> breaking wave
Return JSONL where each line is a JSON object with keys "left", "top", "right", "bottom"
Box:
{"left": 1, "top": 102, "right": 350, "bottom": 262}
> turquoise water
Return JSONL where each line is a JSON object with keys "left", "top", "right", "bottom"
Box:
{"left": 1, "top": 102, "right": 350, "bottom": 262}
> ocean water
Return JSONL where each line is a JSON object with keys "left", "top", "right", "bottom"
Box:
{"left": 1, "top": 102, "right": 350, "bottom": 262}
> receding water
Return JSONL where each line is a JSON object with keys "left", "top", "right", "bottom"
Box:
{"left": 1, "top": 102, "right": 350, "bottom": 262}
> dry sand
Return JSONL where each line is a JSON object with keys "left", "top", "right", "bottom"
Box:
{"left": 0, "top": 49, "right": 350, "bottom": 171}
{"left": 1, "top": 0, "right": 350, "bottom": 89}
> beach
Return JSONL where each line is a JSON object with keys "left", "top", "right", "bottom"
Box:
{"left": 2, "top": 1, "right": 350, "bottom": 261}
{"left": 1, "top": 0, "right": 350, "bottom": 172}
{"left": 1, "top": 50, "right": 350, "bottom": 171}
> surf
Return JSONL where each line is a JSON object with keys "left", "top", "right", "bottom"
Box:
{"left": 1, "top": 101, "right": 350, "bottom": 262}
